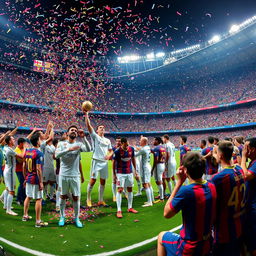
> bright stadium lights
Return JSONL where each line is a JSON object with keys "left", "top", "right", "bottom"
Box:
{"left": 146, "top": 53, "right": 155, "bottom": 60}
{"left": 117, "top": 55, "right": 141, "bottom": 63}
{"left": 208, "top": 35, "right": 221, "bottom": 44}
{"left": 155, "top": 52, "right": 165, "bottom": 58}
{"left": 229, "top": 24, "right": 240, "bottom": 34}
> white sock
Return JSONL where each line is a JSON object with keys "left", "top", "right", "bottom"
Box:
{"left": 3, "top": 189, "right": 8, "bottom": 209}
{"left": 158, "top": 185, "right": 164, "bottom": 200}
{"left": 128, "top": 192, "right": 133, "bottom": 209}
{"left": 167, "top": 181, "right": 173, "bottom": 193}
{"left": 149, "top": 186, "right": 154, "bottom": 202}
{"left": 116, "top": 192, "right": 122, "bottom": 212}
{"left": 50, "top": 184, "right": 55, "bottom": 199}
{"left": 73, "top": 200, "right": 80, "bottom": 219}
{"left": 56, "top": 190, "right": 61, "bottom": 207}
{"left": 60, "top": 198, "right": 66, "bottom": 218}
{"left": 87, "top": 184, "right": 93, "bottom": 201}
{"left": 137, "top": 180, "right": 141, "bottom": 193}
{"left": 145, "top": 187, "right": 152, "bottom": 204}
{"left": 7, "top": 193, "right": 13, "bottom": 212}
{"left": 98, "top": 185, "right": 105, "bottom": 202}
{"left": 112, "top": 183, "right": 116, "bottom": 197}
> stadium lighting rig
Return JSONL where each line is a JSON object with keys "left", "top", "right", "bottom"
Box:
{"left": 117, "top": 14, "right": 256, "bottom": 64}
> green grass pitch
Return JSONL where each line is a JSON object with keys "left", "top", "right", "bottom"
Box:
{"left": 0, "top": 152, "right": 182, "bottom": 256}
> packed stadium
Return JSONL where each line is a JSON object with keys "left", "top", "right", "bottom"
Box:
{"left": 0, "top": 0, "right": 256, "bottom": 255}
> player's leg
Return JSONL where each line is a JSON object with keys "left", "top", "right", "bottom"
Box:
{"left": 87, "top": 160, "right": 98, "bottom": 206}
{"left": 43, "top": 170, "right": 49, "bottom": 199}
{"left": 59, "top": 176, "right": 69, "bottom": 226}
{"left": 98, "top": 162, "right": 108, "bottom": 206}
{"left": 142, "top": 168, "right": 153, "bottom": 207}
{"left": 162, "top": 178, "right": 167, "bottom": 198}
{"left": 116, "top": 174, "right": 124, "bottom": 218}
{"left": 71, "top": 177, "right": 83, "bottom": 228}
{"left": 5, "top": 172, "right": 17, "bottom": 215}
{"left": 157, "top": 232, "right": 167, "bottom": 256}
{"left": 127, "top": 173, "right": 138, "bottom": 213}
{"left": 34, "top": 184, "right": 47, "bottom": 228}
{"left": 155, "top": 165, "right": 164, "bottom": 202}
{"left": 16, "top": 171, "right": 25, "bottom": 204}
{"left": 55, "top": 175, "right": 61, "bottom": 211}
{"left": 23, "top": 184, "right": 32, "bottom": 221}
{"left": 49, "top": 181, "right": 56, "bottom": 202}
{"left": 134, "top": 175, "right": 142, "bottom": 197}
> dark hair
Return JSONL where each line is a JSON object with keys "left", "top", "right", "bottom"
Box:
{"left": 224, "top": 137, "right": 232, "bottom": 142}
{"left": 52, "top": 138, "right": 59, "bottom": 147}
{"left": 121, "top": 137, "right": 127, "bottom": 143}
{"left": 17, "top": 138, "right": 26, "bottom": 145}
{"left": 183, "top": 152, "right": 206, "bottom": 179}
{"left": 208, "top": 136, "right": 214, "bottom": 144}
{"left": 5, "top": 136, "right": 12, "bottom": 145}
{"left": 67, "top": 125, "right": 78, "bottom": 132}
{"left": 180, "top": 135, "right": 187, "bottom": 143}
{"left": 30, "top": 133, "right": 41, "bottom": 147}
{"left": 246, "top": 137, "right": 256, "bottom": 149}
{"left": 96, "top": 124, "right": 104, "bottom": 131}
{"left": 116, "top": 136, "right": 121, "bottom": 140}
{"left": 234, "top": 136, "right": 244, "bottom": 144}
{"left": 163, "top": 134, "right": 169, "bottom": 140}
{"left": 218, "top": 141, "right": 234, "bottom": 161}
{"left": 201, "top": 140, "right": 206, "bottom": 147}
{"left": 155, "top": 137, "right": 163, "bottom": 144}
{"left": 214, "top": 137, "right": 219, "bottom": 143}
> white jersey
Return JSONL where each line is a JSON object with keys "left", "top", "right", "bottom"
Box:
{"left": 3, "top": 146, "right": 16, "bottom": 174}
{"left": 40, "top": 141, "right": 55, "bottom": 170}
{"left": 164, "top": 142, "right": 176, "bottom": 164}
{"left": 135, "top": 145, "right": 151, "bottom": 167}
{"left": 56, "top": 138, "right": 91, "bottom": 177}
{"left": 90, "top": 129, "right": 112, "bottom": 162}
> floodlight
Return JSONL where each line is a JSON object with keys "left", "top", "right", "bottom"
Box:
{"left": 229, "top": 24, "right": 240, "bottom": 34}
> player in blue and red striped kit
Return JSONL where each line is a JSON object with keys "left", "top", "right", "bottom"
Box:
{"left": 113, "top": 137, "right": 139, "bottom": 218}
{"left": 179, "top": 135, "right": 191, "bottom": 166}
{"left": 158, "top": 152, "right": 217, "bottom": 256}
{"left": 241, "top": 138, "right": 256, "bottom": 255}
{"left": 151, "top": 137, "right": 167, "bottom": 203}
{"left": 211, "top": 141, "right": 246, "bottom": 256}
{"left": 201, "top": 136, "right": 218, "bottom": 180}
{"left": 23, "top": 132, "right": 48, "bottom": 228}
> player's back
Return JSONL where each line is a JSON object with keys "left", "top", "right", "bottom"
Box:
{"left": 171, "top": 181, "right": 217, "bottom": 255}
{"left": 211, "top": 165, "right": 246, "bottom": 244}
{"left": 25, "top": 148, "right": 43, "bottom": 184}
{"left": 202, "top": 147, "right": 218, "bottom": 175}
{"left": 3, "top": 146, "right": 16, "bottom": 172}
{"left": 152, "top": 145, "right": 166, "bottom": 164}
{"left": 114, "top": 146, "right": 134, "bottom": 174}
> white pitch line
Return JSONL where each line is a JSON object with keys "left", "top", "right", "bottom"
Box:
{"left": 84, "top": 225, "right": 182, "bottom": 256}
{"left": 0, "top": 225, "right": 181, "bottom": 256}
{"left": 0, "top": 237, "right": 54, "bottom": 256}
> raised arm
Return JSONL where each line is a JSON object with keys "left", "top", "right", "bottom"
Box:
{"left": 9, "top": 127, "right": 18, "bottom": 136}
{"left": 241, "top": 143, "right": 253, "bottom": 181}
{"left": 84, "top": 111, "right": 93, "bottom": 134}
{"left": 26, "top": 128, "right": 37, "bottom": 140}
{"left": 77, "top": 129, "right": 91, "bottom": 152}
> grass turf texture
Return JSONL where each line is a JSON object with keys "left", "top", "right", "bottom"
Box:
{"left": 0, "top": 152, "right": 182, "bottom": 256}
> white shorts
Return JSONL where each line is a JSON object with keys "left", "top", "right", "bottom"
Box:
{"left": 116, "top": 173, "right": 134, "bottom": 188}
{"left": 4, "top": 171, "right": 16, "bottom": 191}
{"left": 26, "top": 183, "right": 43, "bottom": 200}
{"left": 154, "top": 163, "right": 165, "bottom": 182}
{"left": 141, "top": 164, "right": 151, "bottom": 184}
{"left": 165, "top": 161, "right": 177, "bottom": 178}
{"left": 43, "top": 168, "right": 56, "bottom": 182}
{"left": 59, "top": 176, "right": 81, "bottom": 197}
{"left": 90, "top": 160, "right": 108, "bottom": 180}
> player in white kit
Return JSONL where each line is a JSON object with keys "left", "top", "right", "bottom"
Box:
{"left": 85, "top": 111, "right": 113, "bottom": 207}
{"left": 56, "top": 125, "right": 91, "bottom": 228}
{"left": 162, "top": 135, "right": 177, "bottom": 195}
{"left": 135, "top": 137, "right": 154, "bottom": 207}
{"left": 41, "top": 130, "right": 56, "bottom": 201}
{"left": 3, "top": 136, "right": 24, "bottom": 215}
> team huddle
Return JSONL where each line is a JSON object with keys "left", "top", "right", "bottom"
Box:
{"left": 0, "top": 111, "right": 256, "bottom": 255}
